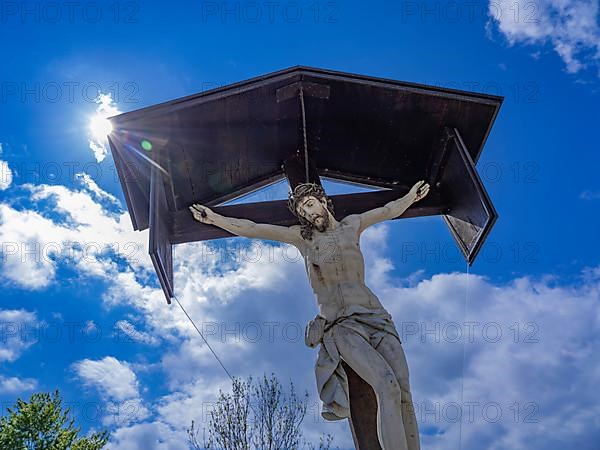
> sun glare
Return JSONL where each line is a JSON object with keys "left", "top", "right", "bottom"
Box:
{"left": 89, "top": 114, "right": 113, "bottom": 141}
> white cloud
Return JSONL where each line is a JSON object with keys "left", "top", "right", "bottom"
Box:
{"left": 115, "top": 320, "right": 160, "bottom": 346}
{"left": 75, "top": 172, "right": 120, "bottom": 206}
{"left": 73, "top": 356, "right": 140, "bottom": 402}
{"left": 488, "top": 0, "right": 600, "bottom": 75}
{"left": 0, "top": 309, "right": 38, "bottom": 362}
{"left": 0, "top": 375, "right": 37, "bottom": 394}
{"left": 108, "top": 421, "right": 189, "bottom": 450}
{"left": 73, "top": 356, "right": 151, "bottom": 426}
{"left": 0, "top": 176, "right": 151, "bottom": 290}
{"left": 0, "top": 160, "right": 12, "bottom": 190}
{"left": 0, "top": 204, "right": 62, "bottom": 289}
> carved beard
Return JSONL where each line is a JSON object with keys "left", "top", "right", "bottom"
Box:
{"left": 311, "top": 211, "right": 330, "bottom": 232}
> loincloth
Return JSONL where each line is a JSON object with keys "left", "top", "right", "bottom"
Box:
{"left": 308, "top": 307, "right": 401, "bottom": 421}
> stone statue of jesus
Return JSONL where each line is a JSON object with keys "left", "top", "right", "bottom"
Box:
{"left": 189, "top": 180, "right": 430, "bottom": 450}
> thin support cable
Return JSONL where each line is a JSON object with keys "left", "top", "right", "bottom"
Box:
{"left": 458, "top": 263, "right": 470, "bottom": 449}
{"left": 172, "top": 294, "right": 262, "bottom": 419}
{"left": 172, "top": 295, "right": 235, "bottom": 383}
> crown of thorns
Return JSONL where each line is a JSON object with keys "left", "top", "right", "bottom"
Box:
{"left": 287, "top": 182, "right": 334, "bottom": 217}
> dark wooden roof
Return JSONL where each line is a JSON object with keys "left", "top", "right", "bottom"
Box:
{"left": 108, "top": 66, "right": 501, "bottom": 230}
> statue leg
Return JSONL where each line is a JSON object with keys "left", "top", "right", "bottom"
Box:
{"left": 375, "top": 334, "right": 421, "bottom": 450}
{"left": 332, "top": 326, "right": 408, "bottom": 450}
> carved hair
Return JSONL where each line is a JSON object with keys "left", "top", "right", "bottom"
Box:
{"left": 287, "top": 182, "right": 335, "bottom": 241}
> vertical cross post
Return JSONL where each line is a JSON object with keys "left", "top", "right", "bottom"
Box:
{"left": 343, "top": 362, "right": 382, "bottom": 450}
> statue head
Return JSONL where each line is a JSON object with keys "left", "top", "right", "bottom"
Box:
{"left": 287, "top": 182, "right": 336, "bottom": 240}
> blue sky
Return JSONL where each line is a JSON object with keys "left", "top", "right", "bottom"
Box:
{"left": 0, "top": 1, "right": 599, "bottom": 449}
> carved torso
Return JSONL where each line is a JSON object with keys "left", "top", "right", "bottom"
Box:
{"left": 295, "top": 215, "right": 386, "bottom": 321}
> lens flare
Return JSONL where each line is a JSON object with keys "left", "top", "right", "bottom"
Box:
{"left": 141, "top": 139, "right": 153, "bottom": 151}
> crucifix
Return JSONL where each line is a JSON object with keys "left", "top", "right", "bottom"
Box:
{"left": 107, "top": 66, "right": 502, "bottom": 449}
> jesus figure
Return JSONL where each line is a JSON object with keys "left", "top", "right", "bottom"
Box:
{"left": 189, "top": 179, "right": 430, "bottom": 450}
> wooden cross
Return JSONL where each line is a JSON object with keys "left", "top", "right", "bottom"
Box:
{"left": 107, "top": 66, "right": 502, "bottom": 448}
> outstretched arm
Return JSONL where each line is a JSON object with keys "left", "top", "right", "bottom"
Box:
{"left": 356, "top": 180, "right": 430, "bottom": 234}
{"left": 189, "top": 204, "right": 302, "bottom": 246}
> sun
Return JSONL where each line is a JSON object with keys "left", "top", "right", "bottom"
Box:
{"left": 89, "top": 114, "right": 113, "bottom": 141}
